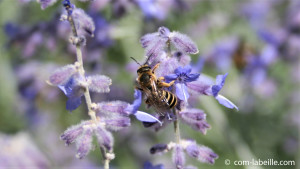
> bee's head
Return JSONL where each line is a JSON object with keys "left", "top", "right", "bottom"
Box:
{"left": 137, "top": 65, "right": 151, "bottom": 75}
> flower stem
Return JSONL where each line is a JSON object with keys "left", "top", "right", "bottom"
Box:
{"left": 67, "top": 12, "right": 110, "bottom": 168}
{"left": 173, "top": 108, "right": 181, "bottom": 144}
{"left": 67, "top": 14, "right": 97, "bottom": 122}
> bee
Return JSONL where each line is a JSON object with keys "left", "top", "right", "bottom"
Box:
{"left": 131, "top": 57, "right": 178, "bottom": 116}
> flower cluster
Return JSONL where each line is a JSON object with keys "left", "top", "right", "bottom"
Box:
{"left": 47, "top": 0, "right": 131, "bottom": 164}
{"left": 131, "top": 26, "right": 238, "bottom": 168}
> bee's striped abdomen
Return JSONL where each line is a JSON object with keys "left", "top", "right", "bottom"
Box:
{"left": 163, "top": 90, "right": 177, "bottom": 109}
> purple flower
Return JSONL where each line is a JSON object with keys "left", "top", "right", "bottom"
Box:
{"left": 72, "top": 8, "right": 95, "bottom": 37}
{"left": 75, "top": 127, "right": 93, "bottom": 159}
{"left": 60, "top": 122, "right": 85, "bottom": 145}
{"left": 96, "top": 101, "right": 131, "bottom": 116}
{"left": 86, "top": 75, "right": 111, "bottom": 93}
{"left": 136, "top": 0, "right": 166, "bottom": 20}
{"left": 143, "top": 161, "right": 165, "bottom": 169}
{"left": 187, "top": 74, "right": 238, "bottom": 110}
{"left": 185, "top": 141, "right": 218, "bottom": 164}
{"left": 127, "top": 89, "right": 162, "bottom": 125}
{"left": 140, "top": 27, "right": 199, "bottom": 61}
{"left": 95, "top": 125, "right": 114, "bottom": 151}
{"left": 104, "top": 117, "right": 131, "bottom": 131}
{"left": 165, "top": 65, "right": 200, "bottom": 102}
{"left": 49, "top": 64, "right": 77, "bottom": 86}
{"left": 38, "top": 0, "right": 58, "bottom": 10}
{"left": 58, "top": 76, "right": 85, "bottom": 111}
{"left": 172, "top": 145, "right": 185, "bottom": 168}
{"left": 178, "top": 108, "right": 210, "bottom": 134}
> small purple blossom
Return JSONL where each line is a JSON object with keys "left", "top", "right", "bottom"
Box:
{"left": 178, "top": 108, "right": 210, "bottom": 134}
{"left": 172, "top": 145, "right": 185, "bottom": 168}
{"left": 185, "top": 141, "right": 218, "bottom": 164}
{"left": 104, "top": 117, "right": 131, "bottom": 131}
{"left": 75, "top": 127, "right": 93, "bottom": 159}
{"left": 140, "top": 27, "right": 199, "bottom": 62}
{"left": 95, "top": 125, "right": 114, "bottom": 151}
{"left": 38, "top": 0, "right": 58, "bottom": 10}
{"left": 72, "top": 8, "right": 95, "bottom": 37}
{"left": 165, "top": 65, "right": 200, "bottom": 102}
{"left": 96, "top": 101, "right": 130, "bottom": 116}
{"left": 60, "top": 122, "right": 85, "bottom": 145}
{"left": 49, "top": 64, "right": 77, "bottom": 86}
{"left": 86, "top": 75, "right": 112, "bottom": 93}
{"left": 58, "top": 76, "right": 85, "bottom": 111}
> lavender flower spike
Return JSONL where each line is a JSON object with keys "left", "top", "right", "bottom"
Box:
{"left": 185, "top": 141, "right": 218, "bottom": 164}
{"left": 169, "top": 32, "right": 199, "bottom": 54}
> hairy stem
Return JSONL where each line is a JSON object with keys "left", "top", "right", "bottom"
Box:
{"left": 173, "top": 108, "right": 181, "bottom": 144}
{"left": 67, "top": 13, "right": 110, "bottom": 168}
{"left": 67, "top": 14, "right": 97, "bottom": 122}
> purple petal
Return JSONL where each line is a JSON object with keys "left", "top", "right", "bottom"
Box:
{"left": 66, "top": 97, "right": 82, "bottom": 111}
{"left": 172, "top": 145, "right": 185, "bottom": 168}
{"left": 95, "top": 126, "right": 114, "bottom": 151}
{"left": 143, "top": 162, "right": 165, "bottom": 169}
{"left": 175, "top": 83, "right": 189, "bottom": 102}
{"left": 87, "top": 75, "right": 111, "bottom": 93}
{"left": 185, "top": 73, "right": 200, "bottom": 82}
{"left": 185, "top": 141, "right": 218, "bottom": 164}
{"left": 212, "top": 73, "right": 228, "bottom": 97}
{"left": 133, "top": 111, "right": 162, "bottom": 125}
{"left": 215, "top": 95, "right": 238, "bottom": 110}
{"left": 186, "top": 75, "right": 213, "bottom": 96}
{"left": 170, "top": 32, "right": 199, "bottom": 54}
{"left": 174, "top": 65, "right": 192, "bottom": 75}
{"left": 158, "top": 26, "right": 170, "bottom": 39}
{"left": 75, "top": 127, "right": 93, "bottom": 159}
{"left": 150, "top": 144, "right": 168, "bottom": 154}
{"left": 49, "top": 65, "right": 76, "bottom": 86}
{"left": 140, "top": 32, "right": 159, "bottom": 48}
{"left": 38, "top": 0, "right": 58, "bottom": 10}
{"left": 126, "top": 89, "right": 142, "bottom": 114}
{"left": 164, "top": 74, "right": 178, "bottom": 82}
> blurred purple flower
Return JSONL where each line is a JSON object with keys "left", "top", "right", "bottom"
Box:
{"left": 172, "top": 145, "right": 185, "bottom": 168}
{"left": 165, "top": 65, "right": 200, "bottom": 102}
{"left": 136, "top": 0, "right": 166, "bottom": 20}
{"left": 185, "top": 140, "right": 218, "bottom": 164}
{"left": 178, "top": 108, "right": 210, "bottom": 134}
{"left": 60, "top": 122, "right": 85, "bottom": 146}
{"left": 143, "top": 161, "right": 165, "bottom": 169}
{"left": 86, "top": 75, "right": 112, "bottom": 93}
{"left": 75, "top": 127, "right": 93, "bottom": 159}
{"left": 72, "top": 8, "right": 95, "bottom": 37}
{"left": 49, "top": 64, "right": 77, "bottom": 86}
{"left": 140, "top": 27, "right": 199, "bottom": 62}
{"left": 38, "top": 0, "right": 58, "bottom": 10}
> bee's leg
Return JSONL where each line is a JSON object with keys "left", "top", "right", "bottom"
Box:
{"left": 158, "top": 80, "right": 175, "bottom": 88}
{"left": 157, "top": 76, "right": 165, "bottom": 81}
{"left": 152, "top": 63, "right": 160, "bottom": 73}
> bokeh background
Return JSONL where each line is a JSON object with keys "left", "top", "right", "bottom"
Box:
{"left": 0, "top": 0, "right": 299, "bottom": 169}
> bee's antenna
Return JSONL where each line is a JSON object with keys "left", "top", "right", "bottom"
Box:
{"left": 144, "top": 53, "right": 152, "bottom": 65}
{"left": 130, "top": 57, "right": 142, "bottom": 66}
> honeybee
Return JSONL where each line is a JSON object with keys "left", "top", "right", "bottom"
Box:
{"left": 131, "top": 57, "right": 178, "bottom": 116}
